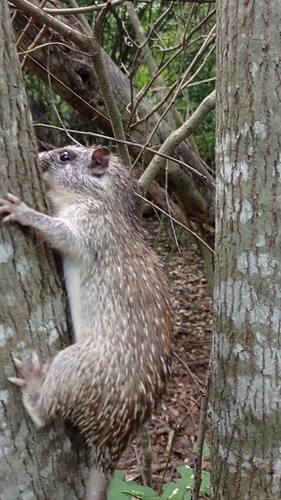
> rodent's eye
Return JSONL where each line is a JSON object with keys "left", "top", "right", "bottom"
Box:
{"left": 59, "top": 151, "right": 72, "bottom": 162}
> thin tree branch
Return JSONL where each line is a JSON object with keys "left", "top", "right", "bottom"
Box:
{"left": 138, "top": 90, "right": 216, "bottom": 192}
{"left": 65, "top": 0, "right": 91, "bottom": 34}
{"left": 34, "top": 123, "right": 214, "bottom": 185}
{"left": 129, "top": 23, "right": 213, "bottom": 132}
{"left": 140, "top": 422, "right": 152, "bottom": 487}
{"left": 129, "top": 12, "right": 216, "bottom": 130}
{"left": 192, "top": 363, "right": 211, "bottom": 500}
{"left": 136, "top": 194, "right": 214, "bottom": 254}
{"left": 174, "top": 352, "right": 203, "bottom": 393}
{"left": 158, "top": 397, "right": 200, "bottom": 495}
{"left": 11, "top": 0, "right": 131, "bottom": 167}
{"left": 10, "top": 0, "right": 89, "bottom": 46}
{"left": 92, "top": 3, "right": 132, "bottom": 167}
{"left": 126, "top": 0, "right": 196, "bottom": 138}
{"left": 126, "top": 1, "right": 167, "bottom": 93}
{"left": 43, "top": 0, "right": 214, "bottom": 12}
{"left": 11, "top": 0, "right": 215, "bottom": 228}
{"left": 132, "top": 39, "right": 215, "bottom": 170}
{"left": 43, "top": 0, "right": 126, "bottom": 15}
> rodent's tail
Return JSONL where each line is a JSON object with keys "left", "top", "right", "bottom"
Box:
{"left": 85, "top": 467, "right": 109, "bottom": 500}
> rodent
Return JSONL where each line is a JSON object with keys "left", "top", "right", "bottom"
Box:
{"left": 0, "top": 145, "right": 174, "bottom": 500}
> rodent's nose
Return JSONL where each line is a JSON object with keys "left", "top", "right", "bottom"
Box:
{"left": 38, "top": 151, "right": 53, "bottom": 172}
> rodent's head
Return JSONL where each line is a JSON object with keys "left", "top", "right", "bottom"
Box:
{"left": 39, "top": 145, "right": 137, "bottom": 215}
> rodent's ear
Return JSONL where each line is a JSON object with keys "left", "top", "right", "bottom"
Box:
{"left": 88, "top": 147, "right": 110, "bottom": 176}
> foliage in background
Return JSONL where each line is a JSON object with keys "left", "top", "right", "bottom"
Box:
{"left": 24, "top": 0, "right": 216, "bottom": 164}
{"left": 108, "top": 443, "right": 211, "bottom": 500}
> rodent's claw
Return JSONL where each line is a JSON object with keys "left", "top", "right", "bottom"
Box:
{"left": 6, "top": 193, "right": 21, "bottom": 204}
{"left": 13, "top": 357, "right": 30, "bottom": 378}
{"left": 8, "top": 357, "right": 27, "bottom": 387}
{"left": 8, "top": 353, "right": 49, "bottom": 390}
{"left": 30, "top": 352, "right": 49, "bottom": 376}
{"left": 0, "top": 193, "right": 29, "bottom": 224}
{"left": 0, "top": 202, "right": 12, "bottom": 214}
{"left": 2, "top": 213, "right": 17, "bottom": 223}
{"left": 0, "top": 193, "right": 22, "bottom": 210}
{"left": 8, "top": 376, "right": 26, "bottom": 387}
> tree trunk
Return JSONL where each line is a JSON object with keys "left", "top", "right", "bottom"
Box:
{"left": 213, "top": 1, "right": 281, "bottom": 498}
{"left": 0, "top": 1, "right": 86, "bottom": 498}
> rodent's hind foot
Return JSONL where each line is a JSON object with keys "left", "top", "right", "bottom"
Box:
{"left": 8, "top": 352, "right": 49, "bottom": 427}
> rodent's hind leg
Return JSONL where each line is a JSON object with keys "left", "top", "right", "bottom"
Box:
{"left": 85, "top": 467, "right": 109, "bottom": 500}
{"left": 9, "top": 352, "right": 49, "bottom": 427}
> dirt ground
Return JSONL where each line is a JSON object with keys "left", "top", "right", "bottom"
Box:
{"left": 117, "top": 217, "right": 213, "bottom": 491}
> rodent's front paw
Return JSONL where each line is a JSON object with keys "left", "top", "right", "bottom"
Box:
{"left": 0, "top": 193, "right": 29, "bottom": 223}
{"left": 8, "top": 352, "right": 49, "bottom": 390}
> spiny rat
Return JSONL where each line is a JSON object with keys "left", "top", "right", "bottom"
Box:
{"left": 0, "top": 145, "right": 174, "bottom": 500}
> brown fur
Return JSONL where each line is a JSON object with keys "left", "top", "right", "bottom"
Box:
{"left": 1, "top": 146, "right": 174, "bottom": 499}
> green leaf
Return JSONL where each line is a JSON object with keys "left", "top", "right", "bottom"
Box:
{"left": 202, "top": 442, "right": 211, "bottom": 459}
{"left": 176, "top": 465, "right": 194, "bottom": 481}
{"left": 108, "top": 478, "right": 132, "bottom": 500}
{"left": 118, "top": 480, "right": 158, "bottom": 498}
{"left": 112, "top": 470, "right": 126, "bottom": 481}
{"left": 161, "top": 482, "right": 181, "bottom": 499}
{"left": 160, "top": 466, "right": 194, "bottom": 500}
{"left": 108, "top": 465, "right": 211, "bottom": 500}
{"left": 193, "top": 441, "right": 211, "bottom": 459}
{"left": 199, "top": 470, "right": 211, "bottom": 495}
{"left": 161, "top": 484, "right": 186, "bottom": 500}
{"left": 108, "top": 474, "right": 159, "bottom": 500}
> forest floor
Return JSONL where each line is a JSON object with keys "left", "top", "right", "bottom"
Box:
{"left": 117, "top": 216, "right": 213, "bottom": 493}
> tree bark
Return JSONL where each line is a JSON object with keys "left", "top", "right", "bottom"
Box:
{"left": 0, "top": 1, "right": 86, "bottom": 498}
{"left": 10, "top": 0, "right": 215, "bottom": 226}
{"left": 213, "top": 1, "right": 281, "bottom": 498}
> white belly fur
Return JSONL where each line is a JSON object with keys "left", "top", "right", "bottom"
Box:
{"left": 63, "top": 257, "right": 82, "bottom": 341}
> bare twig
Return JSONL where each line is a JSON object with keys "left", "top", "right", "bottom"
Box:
{"left": 125, "top": 1, "right": 166, "bottom": 92}
{"left": 65, "top": 0, "right": 91, "bottom": 34}
{"left": 192, "top": 363, "right": 211, "bottom": 500}
{"left": 11, "top": 0, "right": 132, "bottom": 168}
{"left": 136, "top": 194, "right": 214, "bottom": 254}
{"left": 138, "top": 90, "right": 216, "bottom": 193}
{"left": 126, "top": 0, "right": 198, "bottom": 140}
{"left": 196, "top": 223, "right": 214, "bottom": 291}
{"left": 34, "top": 123, "right": 215, "bottom": 185}
{"left": 140, "top": 422, "right": 152, "bottom": 487}
{"left": 20, "top": 23, "right": 48, "bottom": 69}
{"left": 174, "top": 352, "right": 203, "bottom": 393}
{"left": 10, "top": 0, "right": 89, "bottom": 46}
{"left": 130, "top": 18, "right": 216, "bottom": 130}
{"left": 92, "top": 3, "right": 132, "bottom": 167}
{"left": 158, "top": 397, "right": 200, "bottom": 495}
{"left": 180, "top": 38, "right": 216, "bottom": 94}
{"left": 130, "top": 31, "right": 216, "bottom": 170}
{"left": 12, "top": 0, "right": 215, "bottom": 216}
{"left": 43, "top": 0, "right": 127, "bottom": 15}
{"left": 16, "top": 0, "right": 47, "bottom": 58}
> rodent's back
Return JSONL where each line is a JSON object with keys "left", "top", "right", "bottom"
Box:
{"left": 59, "top": 209, "right": 173, "bottom": 469}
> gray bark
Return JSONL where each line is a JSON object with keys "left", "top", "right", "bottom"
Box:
{"left": 0, "top": 1, "right": 86, "bottom": 498}
{"left": 213, "top": 1, "right": 281, "bottom": 498}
